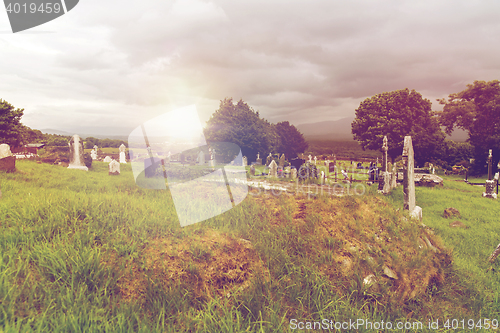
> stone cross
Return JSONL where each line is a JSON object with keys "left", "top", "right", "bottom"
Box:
{"left": 382, "top": 136, "right": 388, "bottom": 172}
{"left": 314, "top": 156, "right": 317, "bottom": 164}
{"left": 402, "top": 136, "right": 416, "bottom": 213}
{"left": 257, "top": 152, "right": 260, "bottom": 160}
{"left": 308, "top": 155, "right": 312, "bottom": 163}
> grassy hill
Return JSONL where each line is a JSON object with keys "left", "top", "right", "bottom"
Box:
{"left": 0, "top": 160, "right": 498, "bottom": 331}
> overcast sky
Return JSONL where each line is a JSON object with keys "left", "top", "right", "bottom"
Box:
{"left": 1, "top": 0, "right": 500, "bottom": 136}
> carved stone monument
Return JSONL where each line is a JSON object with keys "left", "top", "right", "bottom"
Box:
{"left": 242, "top": 156, "right": 248, "bottom": 167}
{"left": 68, "top": 135, "right": 88, "bottom": 171}
{"left": 402, "top": 136, "right": 421, "bottom": 219}
{"left": 256, "top": 153, "right": 262, "bottom": 166}
{"left": 266, "top": 153, "right": 272, "bottom": 166}
{"left": 109, "top": 159, "right": 120, "bottom": 175}
{"left": 119, "top": 144, "right": 127, "bottom": 164}
{"left": 269, "top": 160, "right": 278, "bottom": 178}
{"left": 291, "top": 168, "right": 297, "bottom": 180}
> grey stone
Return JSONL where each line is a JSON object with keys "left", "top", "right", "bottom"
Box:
{"left": 103, "top": 156, "right": 112, "bottom": 163}
{"left": 68, "top": 135, "right": 88, "bottom": 171}
{"left": 279, "top": 154, "right": 285, "bottom": 168}
{"left": 449, "top": 221, "right": 468, "bottom": 229}
{"left": 443, "top": 207, "right": 460, "bottom": 219}
{"left": 414, "top": 174, "right": 444, "bottom": 187}
{"left": 410, "top": 206, "right": 422, "bottom": 221}
{"left": 291, "top": 168, "right": 297, "bottom": 179}
{"left": 383, "top": 265, "right": 398, "bottom": 279}
{"left": 250, "top": 165, "right": 255, "bottom": 176}
{"left": 242, "top": 156, "right": 247, "bottom": 167}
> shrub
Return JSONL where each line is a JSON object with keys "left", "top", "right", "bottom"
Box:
{"left": 83, "top": 153, "right": 93, "bottom": 169}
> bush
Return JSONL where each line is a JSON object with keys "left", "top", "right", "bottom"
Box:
{"left": 83, "top": 153, "right": 92, "bottom": 169}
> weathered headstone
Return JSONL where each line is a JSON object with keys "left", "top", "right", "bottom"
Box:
{"left": 90, "top": 149, "right": 97, "bottom": 160}
{"left": 391, "top": 162, "right": 397, "bottom": 189}
{"left": 242, "top": 156, "right": 248, "bottom": 167}
{"left": 291, "top": 168, "right": 297, "bottom": 179}
{"left": 0, "top": 144, "right": 15, "bottom": 171}
{"left": 103, "top": 156, "right": 112, "bottom": 163}
{"left": 314, "top": 156, "right": 317, "bottom": 165}
{"left": 198, "top": 150, "right": 205, "bottom": 165}
{"left": 382, "top": 136, "right": 388, "bottom": 172}
{"left": 279, "top": 154, "right": 285, "bottom": 168}
{"left": 402, "top": 136, "right": 421, "bottom": 219}
{"left": 269, "top": 160, "right": 277, "bottom": 178}
{"left": 256, "top": 152, "right": 262, "bottom": 166}
{"left": 250, "top": 165, "right": 255, "bottom": 176}
{"left": 308, "top": 155, "right": 312, "bottom": 163}
{"left": 266, "top": 153, "right": 272, "bottom": 166}
{"left": 378, "top": 136, "right": 390, "bottom": 193}
{"left": 320, "top": 170, "right": 325, "bottom": 184}
{"left": 119, "top": 144, "right": 127, "bottom": 164}
{"left": 68, "top": 135, "right": 88, "bottom": 171}
{"left": 483, "top": 149, "right": 497, "bottom": 199}
{"left": 109, "top": 159, "right": 120, "bottom": 175}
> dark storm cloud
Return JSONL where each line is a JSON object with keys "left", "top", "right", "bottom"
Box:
{"left": 2, "top": 0, "right": 500, "bottom": 131}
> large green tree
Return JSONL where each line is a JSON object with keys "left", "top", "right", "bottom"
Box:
{"left": 274, "top": 121, "right": 308, "bottom": 159}
{"left": 0, "top": 99, "right": 25, "bottom": 147}
{"left": 204, "top": 98, "right": 309, "bottom": 161}
{"left": 438, "top": 80, "right": 500, "bottom": 174}
{"left": 351, "top": 88, "right": 445, "bottom": 166}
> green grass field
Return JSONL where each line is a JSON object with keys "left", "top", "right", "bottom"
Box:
{"left": 1, "top": 160, "right": 499, "bottom": 331}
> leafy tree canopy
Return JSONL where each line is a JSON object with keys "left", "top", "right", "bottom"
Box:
{"left": 205, "top": 98, "right": 307, "bottom": 161}
{"left": 438, "top": 80, "right": 500, "bottom": 174}
{"left": 274, "top": 121, "right": 308, "bottom": 159}
{"left": 351, "top": 88, "right": 445, "bottom": 166}
{"left": 0, "top": 99, "right": 25, "bottom": 147}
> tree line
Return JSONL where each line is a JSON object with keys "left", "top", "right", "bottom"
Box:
{"left": 352, "top": 81, "right": 500, "bottom": 174}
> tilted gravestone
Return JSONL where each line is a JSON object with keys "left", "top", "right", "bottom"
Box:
{"left": 269, "top": 160, "right": 278, "bottom": 178}
{"left": 109, "top": 159, "right": 120, "bottom": 175}
{"left": 291, "top": 168, "right": 297, "bottom": 180}
{"left": 402, "top": 136, "right": 422, "bottom": 219}
{"left": 250, "top": 165, "right": 255, "bottom": 176}
{"left": 279, "top": 154, "right": 285, "bottom": 169}
{"left": 0, "top": 144, "right": 15, "bottom": 171}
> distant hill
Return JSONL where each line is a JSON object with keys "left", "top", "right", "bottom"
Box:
{"left": 297, "top": 117, "right": 469, "bottom": 142}
{"left": 297, "top": 117, "right": 355, "bottom": 140}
